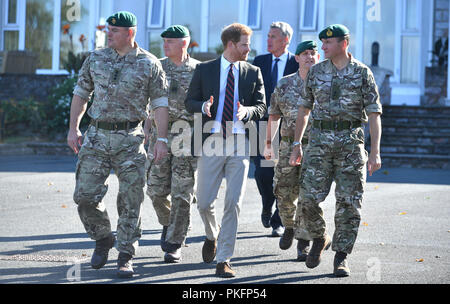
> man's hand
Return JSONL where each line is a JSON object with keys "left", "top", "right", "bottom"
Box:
{"left": 367, "top": 152, "right": 381, "bottom": 176}
{"left": 67, "top": 129, "right": 83, "bottom": 154}
{"left": 263, "top": 144, "right": 276, "bottom": 160}
{"left": 203, "top": 96, "right": 214, "bottom": 117}
{"left": 236, "top": 102, "right": 248, "bottom": 121}
{"left": 289, "top": 145, "right": 303, "bottom": 166}
{"left": 152, "top": 140, "right": 168, "bottom": 164}
{"left": 143, "top": 127, "right": 151, "bottom": 145}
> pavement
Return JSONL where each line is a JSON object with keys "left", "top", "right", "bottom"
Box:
{"left": 0, "top": 154, "right": 449, "bottom": 288}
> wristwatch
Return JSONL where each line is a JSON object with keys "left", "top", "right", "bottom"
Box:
{"left": 157, "top": 137, "right": 169, "bottom": 144}
{"left": 292, "top": 141, "right": 302, "bottom": 147}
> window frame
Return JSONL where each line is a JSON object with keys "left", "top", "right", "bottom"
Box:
{"left": 245, "top": 0, "right": 261, "bottom": 30}
{"left": 299, "top": 0, "right": 318, "bottom": 31}
{"left": 147, "top": 0, "right": 165, "bottom": 29}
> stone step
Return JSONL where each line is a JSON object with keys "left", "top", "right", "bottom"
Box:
{"left": 382, "top": 105, "right": 450, "bottom": 116}
{"left": 381, "top": 124, "right": 450, "bottom": 134}
{"left": 380, "top": 132, "right": 450, "bottom": 145}
{"left": 381, "top": 116, "right": 450, "bottom": 127}
{"left": 379, "top": 153, "right": 450, "bottom": 170}
{"left": 376, "top": 143, "right": 450, "bottom": 155}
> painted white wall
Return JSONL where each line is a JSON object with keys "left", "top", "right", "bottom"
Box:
{"left": 259, "top": 0, "right": 299, "bottom": 55}
{"left": 113, "top": 0, "right": 148, "bottom": 48}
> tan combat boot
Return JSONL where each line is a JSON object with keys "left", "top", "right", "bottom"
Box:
{"left": 305, "top": 234, "right": 331, "bottom": 269}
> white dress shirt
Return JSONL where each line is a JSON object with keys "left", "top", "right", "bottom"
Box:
{"left": 210, "top": 56, "right": 246, "bottom": 134}
{"left": 272, "top": 51, "right": 288, "bottom": 85}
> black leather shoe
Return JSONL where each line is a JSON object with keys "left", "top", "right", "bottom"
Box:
{"left": 117, "top": 252, "right": 134, "bottom": 278}
{"left": 91, "top": 233, "right": 115, "bottom": 270}
{"left": 279, "top": 228, "right": 294, "bottom": 250}
{"left": 261, "top": 210, "right": 272, "bottom": 228}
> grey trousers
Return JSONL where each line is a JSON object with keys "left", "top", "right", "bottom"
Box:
{"left": 196, "top": 134, "right": 250, "bottom": 263}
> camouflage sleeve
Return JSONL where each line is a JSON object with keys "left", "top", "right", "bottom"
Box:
{"left": 298, "top": 69, "right": 314, "bottom": 109}
{"left": 73, "top": 53, "right": 94, "bottom": 101}
{"left": 362, "top": 67, "right": 383, "bottom": 115}
{"left": 268, "top": 86, "right": 282, "bottom": 115}
{"left": 148, "top": 60, "right": 169, "bottom": 110}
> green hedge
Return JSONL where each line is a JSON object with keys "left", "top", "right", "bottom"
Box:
{"left": 0, "top": 76, "right": 92, "bottom": 140}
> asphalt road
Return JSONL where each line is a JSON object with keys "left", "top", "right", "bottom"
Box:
{"left": 0, "top": 155, "right": 449, "bottom": 287}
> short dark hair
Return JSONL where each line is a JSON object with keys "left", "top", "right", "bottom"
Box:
{"left": 337, "top": 34, "right": 350, "bottom": 45}
{"left": 221, "top": 23, "right": 252, "bottom": 49}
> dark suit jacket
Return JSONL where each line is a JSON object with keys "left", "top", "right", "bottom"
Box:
{"left": 185, "top": 57, "right": 267, "bottom": 145}
{"left": 252, "top": 52, "right": 299, "bottom": 108}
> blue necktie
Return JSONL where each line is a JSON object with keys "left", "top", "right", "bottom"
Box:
{"left": 221, "top": 63, "right": 234, "bottom": 138}
{"left": 271, "top": 58, "right": 280, "bottom": 90}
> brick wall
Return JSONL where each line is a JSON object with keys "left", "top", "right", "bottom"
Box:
{"left": 0, "top": 74, "right": 68, "bottom": 103}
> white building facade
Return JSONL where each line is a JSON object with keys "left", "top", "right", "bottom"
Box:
{"left": 0, "top": 0, "right": 447, "bottom": 106}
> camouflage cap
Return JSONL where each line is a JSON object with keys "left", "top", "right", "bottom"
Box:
{"left": 161, "top": 25, "right": 190, "bottom": 38}
{"left": 319, "top": 24, "right": 350, "bottom": 40}
{"left": 295, "top": 40, "right": 318, "bottom": 55}
{"left": 107, "top": 11, "right": 137, "bottom": 27}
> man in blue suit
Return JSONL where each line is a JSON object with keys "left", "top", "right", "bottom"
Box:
{"left": 252, "top": 21, "right": 299, "bottom": 237}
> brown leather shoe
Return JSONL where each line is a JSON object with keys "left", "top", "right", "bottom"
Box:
{"left": 216, "top": 262, "right": 236, "bottom": 278}
{"left": 202, "top": 238, "right": 217, "bottom": 263}
{"left": 305, "top": 234, "right": 331, "bottom": 269}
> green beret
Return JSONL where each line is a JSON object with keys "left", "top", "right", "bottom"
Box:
{"left": 161, "top": 25, "right": 190, "bottom": 38}
{"left": 295, "top": 40, "right": 318, "bottom": 55}
{"left": 319, "top": 24, "right": 350, "bottom": 40}
{"left": 107, "top": 11, "right": 137, "bottom": 27}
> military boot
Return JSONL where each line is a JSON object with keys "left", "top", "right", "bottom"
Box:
{"left": 160, "top": 226, "right": 168, "bottom": 252}
{"left": 90, "top": 233, "right": 115, "bottom": 270}
{"left": 333, "top": 252, "right": 350, "bottom": 277}
{"left": 117, "top": 252, "right": 134, "bottom": 278}
{"left": 279, "top": 228, "right": 294, "bottom": 250}
{"left": 305, "top": 234, "right": 331, "bottom": 269}
{"left": 164, "top": 243, "right": 182, "bottom": 263}
{"left": 296, "top": 239, "right": 310, "bottom": 262}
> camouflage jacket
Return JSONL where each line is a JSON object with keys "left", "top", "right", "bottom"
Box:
{"left": 269, "top": 72, "right": 311, "bottom": 139}
{"left": 73, "top": 43, "right": 169, "bottom": 122}
{"left": 150, "top": 55, "right": 200, "bottom": 124}
{"left": 299, "top": 54, "right": 382, "bottom": 123}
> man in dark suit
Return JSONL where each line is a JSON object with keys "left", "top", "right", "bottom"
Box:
{"left": 185, "top": 23, "right": 266, "bottom": 278}
{"left": 252, "top": 21, "right": 299, "bottom": 237}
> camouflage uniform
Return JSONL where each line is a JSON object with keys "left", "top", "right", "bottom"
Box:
{"left": 298, "top": 54, "right": 382, "bottom": 254}
{"left": 269, "top": 73, "right": 312, "bottom": 240}
{"left": 73, "top": 44, "right": 168, "bottom": 256}
{"left": 146, "top": 56, "right": 200, "bottom": 245}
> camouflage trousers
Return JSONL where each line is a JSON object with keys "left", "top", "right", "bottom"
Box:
{"left": 146, "top": 130, "right": 197, "bottom": 245}
{"left": 273, "top": 140, "right": 301, "bottom": 230}
{"left": 73, "top": 125, "right": 147, "bottom": 256}
{"left": 298, "top": 127, "right": 368, "bottom": 254}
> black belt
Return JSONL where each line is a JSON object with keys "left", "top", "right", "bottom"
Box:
{"left": 313, "top": 120, "right": 361, "bottom": 131}
{"left": 91, "top": 120, "right": 141, "bottom": 131}
{"left": 281, "top": 136, "right": 308, "bottom": 145}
